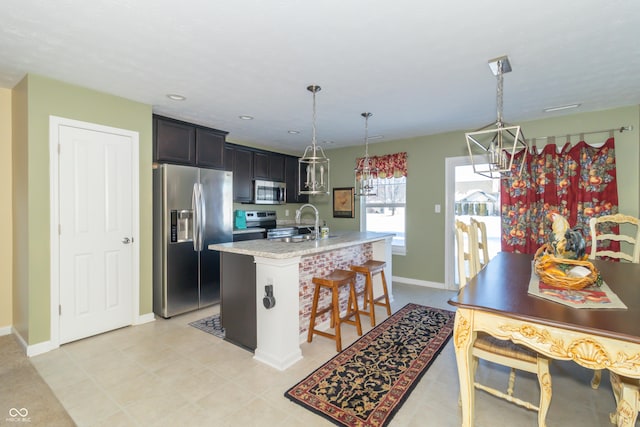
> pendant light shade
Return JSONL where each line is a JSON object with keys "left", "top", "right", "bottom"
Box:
{"left": 465, "top": 56, "right": 528, "bottom": 179}
{"left": 299, "top": 85, "right": 330, "bottom": 195}
{"left": 354, "top": 112, "right": 378, "bottom": 196}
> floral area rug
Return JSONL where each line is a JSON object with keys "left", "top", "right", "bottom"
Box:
{"left": 284, "top": 303, "right": 454, "bottom": 427}
{"left": 189, "top": 314, "right": 225, "bottom": 339}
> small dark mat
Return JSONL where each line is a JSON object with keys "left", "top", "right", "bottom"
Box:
{"left": 189, "top": 314, "right": 225, "bottom": 339}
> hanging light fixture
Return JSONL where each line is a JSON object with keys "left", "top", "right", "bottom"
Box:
{"left": 354, "top": 112, "right": 378, "bottom": 196}
{"left": 465, "top": 55, "right": 528, "bottom": 179}
{"left": 298, "top": 85, "right": 330, "bottom": 195}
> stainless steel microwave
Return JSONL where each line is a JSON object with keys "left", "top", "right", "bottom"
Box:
{"left": 253, "top": 180, "right": 286, "bottom": 204}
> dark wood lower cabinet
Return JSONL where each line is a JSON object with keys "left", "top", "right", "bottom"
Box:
{"left": 220, "top": 252, "right": 256, "bottom": 351}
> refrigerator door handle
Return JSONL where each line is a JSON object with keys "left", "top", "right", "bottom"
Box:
{"left": 197, "top": 183, "right": 206, "bottom": 251}
{"left": 192, "top": 183, "right": 199, "bottom": 251}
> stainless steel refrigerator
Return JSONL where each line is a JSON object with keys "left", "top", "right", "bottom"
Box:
{"left": 153, "top": 164, "right": 233, "bottom": 318}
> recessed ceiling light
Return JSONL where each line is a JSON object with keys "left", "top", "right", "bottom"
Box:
{"left": 287, "top": 130, "right": 300, "bottom": 135}
{"left": 367, "top": 135, "right": 384, "bottom": 140}
{"left": 166, "top": 94, "right": 186, "bottom": 101}
{"left": 239, "top": 115, "right": 254, "bottom": 120}
{"left": 543, "top": 103, "right": 581, "bottom": 113}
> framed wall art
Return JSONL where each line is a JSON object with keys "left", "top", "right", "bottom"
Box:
{"left": 333, "top": 187, "right": 355, "bottom": 218}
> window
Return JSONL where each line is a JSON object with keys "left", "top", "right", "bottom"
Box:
{"left": 361, "top": 176, "right": 407, "bottom": 254}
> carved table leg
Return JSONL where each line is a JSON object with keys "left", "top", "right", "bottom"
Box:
{"left": 454, "top": 309, "right": 475, "bottom": 427}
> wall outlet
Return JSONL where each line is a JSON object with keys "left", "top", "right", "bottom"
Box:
{"left": 434, "top": 204, "right": 441, "bottom": 213}
{"left": 285, "top": 209, "right": 290, "bottom": 217}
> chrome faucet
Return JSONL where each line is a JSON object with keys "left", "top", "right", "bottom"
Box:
{"left": 296, "top": 203, "right": 319, "bottom": 240}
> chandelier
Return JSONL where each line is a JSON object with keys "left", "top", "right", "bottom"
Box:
{"left": 354, "top": 112, "right": 378, "bottom": 196}
{"left": 465, "top": 55, "right": 528, "bottom": 179}
{"left": 299, "top": 85, "right": 330, "bottom": 195}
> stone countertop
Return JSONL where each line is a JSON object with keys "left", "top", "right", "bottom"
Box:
{"left": 209, "top": 231, "right": 393, "bottom": 259}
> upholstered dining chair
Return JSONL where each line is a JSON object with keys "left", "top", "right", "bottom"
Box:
{"left": 588, "top": 213, "right": 640, "bottom": 389}
{"left": 470, "top": 217, "right": 490, "bottom": 269}
{"left": 455, "top": 220, "right": 552, "bottom": 426}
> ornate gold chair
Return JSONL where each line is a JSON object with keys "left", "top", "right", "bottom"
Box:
{"left": 589, "top": 213, "right": 640, "bottom": 263}
{"left": 455, "top": 220, "right": 552, "bottom": 426}
{"left": 588, "top": 213, "right": 640, "bottom": 389}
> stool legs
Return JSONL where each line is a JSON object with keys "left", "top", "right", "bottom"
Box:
{"left": 307, "top": 279, "right": 322, "bottom": 344}
{"left": 351, "top": 261, "right": 392, "bottom": 327}
{"left": 377, "top": 269, "right": 392, "bottom": 316}
{"left": 307, "top": 270, "right": 362, "bottom": 352}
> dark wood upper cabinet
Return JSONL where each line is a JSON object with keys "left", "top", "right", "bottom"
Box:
{"left": 226, "top": 144, "right": 254, "bottom": 202}
{"left": 195, "top": 127, "right": 226, "bottom": 169}
{"left": 269, "top": 153, "right": 286, "bottom": 182}
{"left": 253, "top": 151, "right": 270, "bottom": 180}
{"left": 285, "top": 155, "right": 308, "bottom": 203}
{"left": 254, "top": 151, "right": 285, "bottom": 182}
{"left": 153, "top": 116, "right": 196, "bottom": 165}
{"left": 153, "top": 115, "right": 227, "bottom": 168}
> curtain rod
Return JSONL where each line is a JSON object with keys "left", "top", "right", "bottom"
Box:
{"left": 526, "top": 125, "right": 633, "bottom": 142}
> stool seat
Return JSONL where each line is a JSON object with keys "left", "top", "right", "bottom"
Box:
{"left": 312, "top": 269, "right": 357, "bottom": 287}
{"left": 350, "top": 260, "right": 391, "bottom": 326}
{"left": 308, "top": 269, "right": 362, "bottom": 352}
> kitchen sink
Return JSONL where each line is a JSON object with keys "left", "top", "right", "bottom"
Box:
{"left": 272, "top": 234, "right": 316, "bottom": 243}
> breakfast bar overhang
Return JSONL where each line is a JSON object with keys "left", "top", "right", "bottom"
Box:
{"left": 209, "top": 232, "right": 394, "bottom": 370}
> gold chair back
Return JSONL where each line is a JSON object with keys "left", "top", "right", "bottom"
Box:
{"left": 589, "top": 213, "right": 640, "bottom": 263}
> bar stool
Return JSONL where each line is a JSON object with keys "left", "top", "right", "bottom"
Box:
{"left": 350, "top": 260, "right": 392, "bottom": 326}
{"left": 307, "top": 269, "right": 363, "bottom": 352}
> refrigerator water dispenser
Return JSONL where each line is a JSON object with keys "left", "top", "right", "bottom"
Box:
{"left": 170, "top": 209, "right": 193, "bottom": 242}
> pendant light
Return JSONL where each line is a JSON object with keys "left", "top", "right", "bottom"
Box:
{"left": 465, "top": 55, "right": 528, "bottom": 179}
{"left": 298, "top": 85, "right": 330, "bottom": 195}
{"left": 354, "top": 112, "right": 378, "bottom": 196}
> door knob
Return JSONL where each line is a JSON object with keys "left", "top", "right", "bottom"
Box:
{"left": 122, "top": 237, "right": 131, "bottom": 244}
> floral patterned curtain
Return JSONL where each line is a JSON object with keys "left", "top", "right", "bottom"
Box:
{"left": 501, "top": 137, "right": 618, "bottom": 254}
{"left": 356, "top": 152, "right": 407, "bottom": 179}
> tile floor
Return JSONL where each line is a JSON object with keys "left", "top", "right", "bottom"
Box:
{"left": 31, "top": 283, "right": 619, "bottom": 427}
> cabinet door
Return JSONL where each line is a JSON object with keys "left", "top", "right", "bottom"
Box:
{"left": 224, "top": 145, "right": 234, "bottom": 171}
{"left": 195, "top": 128, "right": 226, "bottom": 169}
{"left": 154, "top": 116, "right": 196, "bottom": 164}
{"left": 253, "top": 151, "right": 270, "bottom": 180}
{"left": 232, "top": 146, "right": 254, "bottom": 202}
{"left": 269, "top": 153, "right": 286, "bottom": 182}
{"left": 285, "top": 155, "right": 308, "bottom": 203}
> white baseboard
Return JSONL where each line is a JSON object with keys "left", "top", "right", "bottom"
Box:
{"left": 0, "top": 325, "right": 11, "bottom": 336}
{"left": 9, "top": 328, "right": 58, "bottom": 357}
{"left": 392, "top": 275, "right": 449, "bottom": 290}
{"left": 134, "top": 312, "right": 155, "bottom": 325}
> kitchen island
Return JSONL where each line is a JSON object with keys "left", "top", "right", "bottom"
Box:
{"left": 209, "top": 231, "right": 393, "bottom": 370}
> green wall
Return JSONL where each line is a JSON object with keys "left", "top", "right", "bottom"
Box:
{"left": 325, "top": 106, "right": 640, "bottom": 285}
{"left": 11, "top": 71, "right": 639, "bottom": 343}
{"left": 13, "top": 74, "right": 152, "bottom": 345}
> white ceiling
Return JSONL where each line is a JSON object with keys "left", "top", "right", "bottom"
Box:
{"left": 2, "top": 0, "right": 640, "bottom": 153}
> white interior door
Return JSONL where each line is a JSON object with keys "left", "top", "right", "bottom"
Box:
{"left": 57, "top": 123, "right": 134, "bottom": 344}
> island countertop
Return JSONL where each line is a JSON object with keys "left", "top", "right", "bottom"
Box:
{"left": 208, "top": 231, "right": 393, "bottom": 259}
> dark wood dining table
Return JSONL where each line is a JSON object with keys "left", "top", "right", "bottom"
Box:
{"left": 448, "top": 251, "right": 640, "bottom": 427}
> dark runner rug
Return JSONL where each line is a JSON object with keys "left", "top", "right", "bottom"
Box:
{"left": 284, "top": 303, "right": 454, "bottom": 427}
{"left": 189, "top": 314, "right": 225, "bottom": 339}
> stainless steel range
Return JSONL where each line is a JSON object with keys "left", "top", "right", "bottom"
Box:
{"left": 244, "top": 210, "right": 277, "bottom": 229}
